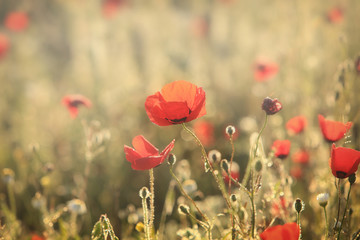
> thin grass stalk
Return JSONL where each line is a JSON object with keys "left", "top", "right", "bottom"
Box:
{"left": 337, "top": 184, "right": 352, "bottom": 240}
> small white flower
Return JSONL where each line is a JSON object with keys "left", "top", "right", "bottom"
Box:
{"left": 316, "top": 193, "right": 329, "bottom": 207}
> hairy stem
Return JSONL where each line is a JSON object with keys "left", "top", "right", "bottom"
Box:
{"left": 142, "top": 196, "right": 151, "bottom": 240}
{"left": 243, "top": 114, "right": 268, "bottom": 186}
{"left": 149, "top": 169, "right": 155, "bottom": 237}
{"left": 337, "top": 184, "right": 352, "bottom": 240}
{"left": 323, "top": 206, "right": 328, "bottom": 240}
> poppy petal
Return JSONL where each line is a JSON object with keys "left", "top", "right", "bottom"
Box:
{"left": 260, "top": 222, "right": 299, "bottom": 240}
{"left": 160, "top": 80, "right": 197, "bottom": 107}
{"left": 330, "top": 144, "right": 360, "bottom": 178}
{"left": 318, "top": 114, "right": 352, "bottom": 142}
{"left": 160, "top": 139, "right": 175, "bottom": 156}
{"left": 187, "top": 89, "right": 206, "bottom": 122}
{"left": 132, "top": 135, "right": 159, "bottom": 157}
{"left": 160, "top": 101, "right": 190, "bottom": 123}
{"left": 145, "top": 93, "right": 173, "bottom": 126}
{"left": 132, "top": 156, "right": 164, "bottom": 170}
{"left": 124, "top": 145, "right": 142, "bottom": 164}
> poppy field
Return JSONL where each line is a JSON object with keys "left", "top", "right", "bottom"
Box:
{"left": 1, "top": 0, "right": 360, "bottom": 239}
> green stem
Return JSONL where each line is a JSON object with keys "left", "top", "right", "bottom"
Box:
{"left": 243, "top": 114, "right": 268, "bottom": 186}
{"left": 334, "top": 178, "right": 341, "bottom": 230}
{"left": 337, "top": 184, "right": 352, "bottom": 240}
{"left": 297, "top": 212, "right": 302, "bottom": 240}
{"left": 250, "top": 173, "right": 256, "bottom": 239}
{"left": 7, "top": 182, "right": 16, "bottom": 216}
{"left": 169, "top": 167, "right": 209, "bottom": 223}
{"left": 181, "top": 123, "right": 232, "bottom": 209}
{"left": 323, "top": 206, "right": 328, "bottom": 240}
{"left": 149, "top": 169, "right": 155, "bottom": 237}
{"left": 142, "top": 197, "right": 151, "bottom": 240}
{"left": 228, "top": 136, "right": 235, "bottom": 240}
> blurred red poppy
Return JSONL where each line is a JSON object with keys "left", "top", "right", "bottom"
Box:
{"left": 355, "top": 56, "right": 360, "bottom": 74}
{"left": 291, "top": 150, "right": 310, "bottom": 164}
{"left": 62, "top": 94, "right": 92, "bottom": 119}
{"left": 272, "top": 140, "right": 291, "bottom": 159}
{"left": 124, "top": 135, "right": 175, "bottom": 170}
{"left": 193, "top": 120, "right": 214, "bottom": 147}
{"left": 145, "top": 80, "right": 206, "bottom": 126}
{"left": 286, "top": 115, "right": 307, "bottom": 134}
{"left": 191, "top": 17, "right": 209, "bottom": 38}
{"left": 222, "top": 162, "right": 240, "bottom": 185}
{"left": 102, "top": 0, "right": 127, "bottom": 18}
{"left": 318, "top": 114, "right": 352, "bottom": 142}
{"left": 260, "top": 222, "right": 299, "bottom": 240}
{"left": 5, "top": 12, "right": 29, "bottom": 32}
{"left": 254, "top": 60, "right": 278, "bottom": 82}
{"left": 290, "top": 166, "right": 303, "bottom": 179}
{"left": 329, "top": 144, "right": 360, "bottom": 179}
{"left": 31, "top": 234, "right": 45, "bottom": 240}
{"left": 271, "top": 196, "right": 287, "bottom": 217}
{"left": 0, "top": 34, "right": 10, "bottom": 59}
{"left": 327, "top": 7, "right": 343, "bottom": 24}
{"left": 262, "top": 97, "right": 282, "bottom": 115}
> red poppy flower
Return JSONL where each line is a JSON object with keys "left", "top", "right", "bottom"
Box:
{"left": 5, "top": 12, "right": 29, "bottom": 32}
{"left": 260, "top": 222, "right": 299, "bottom": 240}
{"left": 0, "top": 34, "right": 10, "bottom": 59}
{"left": 145, "top": 80, "right": 206, "bottom": 126}
{"left": 124, "top": 135, "right": 175, "bottom": 170}
{"left": 102, "top": 0, "right": 127, "bottom": 18}
{"left": 62, "top": 94, "right": 92, "bottom": 119}
{"left": 329, "top": 144, "right": 360, "bottom": 178}
{"left": 222, "top": 162, "right": 240, "bottom": 185}
{"left": 291, "top": 150, "right": 310, "bottom": 164}
{"left": 327, "top": 7, "right": 343, "bottom": 24}
{"left": 262, "top": 97, "right": 282, "bottom": 115}
{"left": 271, "top": 196, "right": 287, "bottom": 217}
{"left": 272, "top": 140, "right": 291, "bottom": 159}
{"left": 318, "top": 114, "right": 352, "bottom": 142}
{"left": 290, "top": 166, "right": 303, "bottom": 179}
{"left": 254, "top": 60, "right": 278, "bottom": 82}
{"left": 31, "top": 234, "right": 45, "bottom": 240}
{"left": 286, "top": 115, "right": 307, "bottom": 134}
{"left": 193, "top": 120, "right": 214, "bottom": 147}
{"left": 191, "top": 17, "right": 209, "bottom": 38}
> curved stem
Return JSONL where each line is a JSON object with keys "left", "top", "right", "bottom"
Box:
{"left": 337, "top": 184, "right": 352, "bottom": 240}
{"left": 243, "top": 114, "right": 268, "bottom": 186}
{"left": 228, "top": 136, "right": 235, "bottom": 240}
{"left": 181, "top": 123, "right": 232, "bottom": 209}
{"left": 142, "top": 196, "right": 151, "bottom": 240}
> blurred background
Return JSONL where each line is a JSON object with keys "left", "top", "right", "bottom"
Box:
{"left": 0, "top": 0, "right": 360, "bottom": 239}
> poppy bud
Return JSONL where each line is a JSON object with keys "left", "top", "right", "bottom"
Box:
{"left": 262, "top": 97, "right": 282, "bottom": 115}
{"left": 178, "top": 204, "right": 190, "bottom": 215}
{"left": 208, "top": 150, "right": 221, "bottom": 163}
{"left": 225, "top": 125, "right": 236, "bottom": 137}
{"left": 316, "top": 193, "right": 329, "bottom": 208}
{"left": 230, "top": 194, "right": 237, "bottom": 202}
{"left": 139, "top": 187, "right": 150, "bottom": 199}
{"left": 255, "top": 160, "right": 263, "bottom": 172}
{"left": 348, "top": 173, "right": 356, "bottom": 185}
{"left": 221, "top": 159, "right": 229, "bottom": 174}
{"left": 168, "top": 154, "right": 177, "bottom": 166}
{"left": 2, "top": 168, "right": 15, "bottom": 184}
{"left": 294, "top": 198, "right": 304, "bottom": 214}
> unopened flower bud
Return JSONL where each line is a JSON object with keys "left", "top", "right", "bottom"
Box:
{"left": 316, "top": 193, "right": 329, "bottom": 208}
{"left": 262, "top": 97, "right": 282, "bottom": 115}
{"left": 255, "top": 160, "right": 263, "bottom": 172}
{"left": 348, "top": 173, "right": 356, "bottom": 185}
{"left": 139, "top": 187, "right": 150, "bottom": 199}
{"left": 178, "top": 204, "right": 190, "bottom": 215}
{"left": 225, "top": 125, "right": 236, "bottom": 138}
{"left": 208, "top": 150, "right": 221, "bottom": 163}
{"left": 230, "top": 194, "right": 237, "bottom": 202}
{"left": 221, "top": 159, "right": 229, "bottom": 174}
{"left": 2, "top": 168, "right": 15, "bottom": 184}
{"left": 294, "top": 198, "right": 304, "bottom": 213}
{"left": 168, "top": 154, "right": 177, "bottom": 166}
